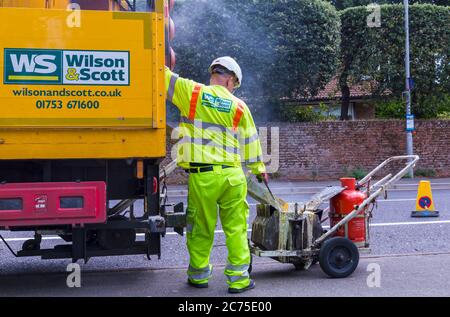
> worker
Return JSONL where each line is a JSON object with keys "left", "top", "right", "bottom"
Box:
{"left": 165, "top": 56, "right": 267, "bottom": 294}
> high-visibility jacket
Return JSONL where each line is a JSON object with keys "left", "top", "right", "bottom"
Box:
{"left": 165, "top": 67, "right": 266, "bottom": 175}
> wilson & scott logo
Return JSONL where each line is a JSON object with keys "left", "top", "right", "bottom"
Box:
{"left": 4, "top": 48, "right": 129, "bottom": 86}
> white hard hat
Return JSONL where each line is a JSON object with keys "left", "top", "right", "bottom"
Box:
{"left": 208, "top": 56, "right": 243, "bottom": 88}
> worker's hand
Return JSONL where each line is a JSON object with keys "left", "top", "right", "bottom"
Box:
{"left": 257, "top": 173, "right": 269, "bottom": 184}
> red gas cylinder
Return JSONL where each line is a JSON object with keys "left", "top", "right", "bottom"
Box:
{"left": 330, "top": 178, "right": 367, "bottom": 246}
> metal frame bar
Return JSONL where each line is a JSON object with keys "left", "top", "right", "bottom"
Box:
{"left": 17, "top": 242, "right": 151, "bottom": 260}
{"left": 145, "top": 163, "right": 161, "bottom": 258}
{"left": 251, "top": 245, "right": 317, "bottom": 258}
{"left": 358, "top": 155, "right": 419, "bottom": 187}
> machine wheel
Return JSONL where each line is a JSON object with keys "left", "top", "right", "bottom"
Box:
{"left": 319, "top": 237, "right": 359, "bottom": 278}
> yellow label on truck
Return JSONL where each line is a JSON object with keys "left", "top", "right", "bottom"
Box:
{"left": 0, "top": 1, "right": 167, "bottom": 160}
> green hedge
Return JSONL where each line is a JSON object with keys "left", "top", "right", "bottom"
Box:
{"left": 340, "top": 4, "right": 450, "bottom": 118}
{"left": 279, "top": 103, "right": 338, "bottom": 122}
{"left": 328, "top": 0, "right": 449, "bottom": 10}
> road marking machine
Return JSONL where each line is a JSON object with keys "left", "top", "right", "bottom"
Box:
{"left": 247, "top": 155, "right": 419, "bottom": 278}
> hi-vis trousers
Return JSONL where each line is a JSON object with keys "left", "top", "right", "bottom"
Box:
{"left": 186, "top": 165, "right": 251, "bottom": 289}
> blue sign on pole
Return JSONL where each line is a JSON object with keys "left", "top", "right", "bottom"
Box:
{"left": 408, "top": 78, "right": 414, "bottom": 90}
{"left": 406, "top": 114, "right": 415, "bottom": 132}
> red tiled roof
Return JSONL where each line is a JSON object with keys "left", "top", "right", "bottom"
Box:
{"left": 295, "top": 77, "right": 389, "bottom": 102}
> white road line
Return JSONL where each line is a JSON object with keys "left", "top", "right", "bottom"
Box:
{"left": 392, "top": 182, "right": 450, "bottom": 187}
{"left": 168, "top": 199, "right": 416, "bottom": 207}
{"left": 370, "top": 220, "right": 450, "bottom": 227}
{"left": 167, "top": 188, "right": 450, "bottom": 198}
{"left": 246, "top": 199, "right": 416, "bottom": 206}
{"left": 3, "top": 219, "right": 450, "bottom": 243}
{"left": 377, "top": 198, "right": 416, "bottom": 202}
{"left": 319, "top": 220, "right": 450, "bottom": 229}
{"left": 168, "top": 185, "right": 450, "bottom": 194}
{"left": 167, "top": 183, "right": 450, "bottom": 194}
{"left": 2, "top": 237, "right": 60, "bottom": 242}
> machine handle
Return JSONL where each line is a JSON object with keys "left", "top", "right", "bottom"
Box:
{"left": 314, "top": 155, "right": 420, "bottom": 247}
{"left": 357, "top": 155, "right": 419, "bottom": 187}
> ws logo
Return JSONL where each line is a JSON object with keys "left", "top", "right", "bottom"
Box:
{"left": 4, "top": 49, "right": 62, "bottom": 85}
{"left": 4, "top": 48, "right": 130, "bottom": 86}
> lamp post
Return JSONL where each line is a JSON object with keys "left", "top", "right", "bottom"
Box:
{"left": 404, "top": 0, "right": 414, "bottom": 178}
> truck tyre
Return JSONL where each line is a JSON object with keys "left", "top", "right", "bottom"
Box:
{"left": 22, "top": 239, "right": 40, "bottom": 251}
{"left": 319, "top": 237, "right": 359, "bottom": 278}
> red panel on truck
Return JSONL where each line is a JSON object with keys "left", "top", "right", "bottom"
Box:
{"left": 0, "top": 182, "right": 106, "bottom": 228}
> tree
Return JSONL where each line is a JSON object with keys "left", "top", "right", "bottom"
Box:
{"left": 328, "top": 0, "right": 449, "bottom": 10}
{"left": 171, "top": 0, "right": 341, "bottom": 121}
{"left": 171, "top": 0, "right": 273, "bottom": 120}
{"left": 339, "top": 4, "right": 450, "bottom": 119}
{"left": 262, "top": 0, "right": 341, "bottom": 101}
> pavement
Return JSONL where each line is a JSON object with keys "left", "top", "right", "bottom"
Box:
{"left": 1, "top": 178, "right": 450, "bottom": 297}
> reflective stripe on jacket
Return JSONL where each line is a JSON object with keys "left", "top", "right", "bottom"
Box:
{"left": 165, "top": 67, "right": 266, "bottom": 175}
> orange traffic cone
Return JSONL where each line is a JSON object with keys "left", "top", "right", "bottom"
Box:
{"left": 411, "top": 181, "right": 439, "bottom": 217}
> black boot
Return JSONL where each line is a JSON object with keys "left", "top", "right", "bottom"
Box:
{"left": 228, "top": 279, "right": 255, "bottom": 294}
{"left": 188, "top": 279, "right": 208, "bottom": 289}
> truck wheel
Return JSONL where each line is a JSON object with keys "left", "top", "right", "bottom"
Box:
{"left": 319, "top": 237, "right": 359, "bottom": 278}
{"left": 22, "top": 239, "right": 40, "bottom": 251}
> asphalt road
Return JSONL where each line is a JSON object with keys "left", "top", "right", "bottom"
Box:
{"left": 2, "top": 254, "right": 450, "bottom": 297}
{"left": 1, "top": 178, "right": 450, "bottom": 296}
